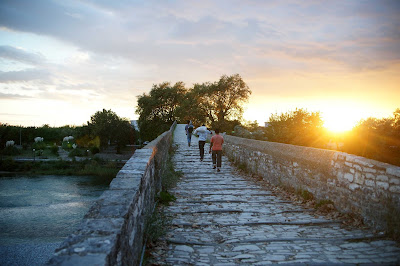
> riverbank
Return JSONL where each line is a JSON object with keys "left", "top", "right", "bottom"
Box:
{"left": 0, "top": 159, "right": 120, "bottom": 183}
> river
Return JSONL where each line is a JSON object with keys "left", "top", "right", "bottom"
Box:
{"left": 0, "top": 175, "right": 108, "bottom": 266}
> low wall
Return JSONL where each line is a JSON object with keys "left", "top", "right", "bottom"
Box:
{"left": 47, "top": 122, "right": 176, "bottom": 266}
{"left": 224, "top": 135, "right": 400, "bottom": 231}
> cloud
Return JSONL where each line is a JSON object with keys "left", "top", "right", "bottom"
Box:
{"left": 1, "top": 0, "right": 399, "bottom": 75}
{"left": 0, "top": 91, "right": 32, "bottom": 99}
{"left": 0, "top": 68, "right": 50, "bottom": 83}
{"left": 0, "top": 45, "right": 46, "bottom": 65}
{"left": 0, "top": 0, "right": 399, "bottom": 127}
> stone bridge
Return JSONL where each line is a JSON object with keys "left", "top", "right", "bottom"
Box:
{"left": 48, "top": 124, "right": 400, "bottom": 265}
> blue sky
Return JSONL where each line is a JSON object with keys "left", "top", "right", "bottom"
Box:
{"left": 0, "top": 0, "right": 399, "bottom": 130}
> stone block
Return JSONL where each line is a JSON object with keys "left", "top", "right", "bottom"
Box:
{"left": 47, "top": 253, "right": 108, "bottom": 266}
{"left": 386, "top": 167, "right": 400, "bottom": 178}
{"left": 376, "top": 175, "right": 388, "bottom": 182}
{"left": 363, "top": 167, "right": 377, "bottom": 173}
{"left": 389, "top": 185, "right": 400, "bottom": 194}
{"left": 349, "top": 183, "right": 360, "bottom": 191}
{"left": 364, "top": 173, "right": 375, "bottom": 180}
{"left": 365, "top": 180, "right": 375, "bottom": 187}
{"left": 376, "top": 181, "right": 389, "bottom": 190}
{"left": 122, "top": 162, "right": 148, "bottom": 172}
{"left": 345, "top": 162, "right": 353, "bottom": 167}
{"left": 97, "top": 203, "right": 132, "bottom": 218}
{"left": 389, "top": 178, "right": 400, "bottom": 185}
{"left": 354, "top": 172, "right": 364, "bottom": 185}
{"left": 77, "top": 218, "right": 125, "bottom": 236}
{"left": 99, "top": 189, "right": 136, "bottom": 206}
{"left": 336, "top": 171, "right": 344, "bottom": 181}
{"left": 109, "top": 177, "right": 141, "bottom": 190}
{"left": 354, "top": 158, "right": 374, "bottom": 167}
{"left": 344, "top": 173, "right": 354, "bottom": 182}
{"left": 116, "top": 171, "right": 142, "bottom": 179}
{"left": 345, "top": 154, "right": 357, "bottom": 162}
{"left": 337, "top": 153, "right": 346, "bottom": 161}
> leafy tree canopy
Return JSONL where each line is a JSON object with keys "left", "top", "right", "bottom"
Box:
{"left": 266, "top": 108, "right": 325, "bottom": 147}
{"left": 136, "top": 74, "right": 251, "bottom": 140}
{"left": 136, "top": 82, "right": 186, "bottom": 141}
{"left": 88, "top": 109, "right": 133, "bottom": 150}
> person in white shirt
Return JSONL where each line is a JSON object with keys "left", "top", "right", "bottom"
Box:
{"left": 194, "top": 124, "right": 211, "bottom": 161}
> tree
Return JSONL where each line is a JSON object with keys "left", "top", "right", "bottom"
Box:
{"left": 176, "top": 74, "right": 251, "bottom": 132}
{"left": 135, "top": 74, "right": 251, "bottom": 139}
{"left": 136, "top": 82, "right": 186, "bottom": 141}
{"left": 88, "top": 109, "right": 133, "bottom": 150}
{"left": 265, "top": 108, "right": 325, "bottom": 147}
{"left": 343, "top": 109, "right": 400, "bottom": 165}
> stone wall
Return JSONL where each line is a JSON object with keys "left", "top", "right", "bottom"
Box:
{"left": 223, "top": 135, "right": 400, "bottom": 232}
{"left": 47, "top": 122, "right": 176, "bottom": 266}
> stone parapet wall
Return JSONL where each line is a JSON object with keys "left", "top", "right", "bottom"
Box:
{"left": 47, "top": 122, "right": 176, "bottom": 266}
{"left": 223, "top": 135, "right": 400, "bottom": 231}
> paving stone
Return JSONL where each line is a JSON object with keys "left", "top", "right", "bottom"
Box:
{"left": 148, "top": 124, "right": 400, "bottom": 265}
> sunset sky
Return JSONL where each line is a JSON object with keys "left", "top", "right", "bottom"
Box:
{"left": 0, "top": 0, "right": 399, "bottom": 132}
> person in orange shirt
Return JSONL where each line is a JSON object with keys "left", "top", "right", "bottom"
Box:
{"left": 209, "top": 128, "right": 224, "bottom": 172}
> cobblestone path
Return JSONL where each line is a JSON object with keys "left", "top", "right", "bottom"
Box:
{"left": 150, "top": 124, "right": 400, "bottom": 265}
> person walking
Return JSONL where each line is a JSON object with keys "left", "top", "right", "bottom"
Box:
{"left": 194, "top": 124, "right": 211, "bottom": 161}
{"left": 185, "top": 120, "right": 194, "bottom": 147}
{"left": 209, "top": 128, "right": 224, "bottom": 172}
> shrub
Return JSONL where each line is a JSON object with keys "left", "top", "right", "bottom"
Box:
{"left": 2, "top": 146, "right": 20, "bottom": 156}
{"left": 50, "top": 145, "right": 59, "bottom": 155}
{"left": 297, "top": 188, "right": 314, "bottom": 201}
{"left": 90, "top": 146, "right": 100, "bottom": 155}
{"left": 32, "top": 141, "right": 46, "bottom": 150}
{"left": 157, "top": 191, "right": 176, "bottom": 205}
{"left": 0, "top": 158, "right": 18, "bottom": 171}
{"left": 68, "top": 148, "right": 83, "bottom": 158}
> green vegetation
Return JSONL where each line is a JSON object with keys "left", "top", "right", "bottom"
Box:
{"left": 0, "top": 109, "right": 137, "bottom": 158}
{"left": 237, "top": 162, "right": 248, "bottom": 172}
{"left": 88, "top": 109, "right": 135, "bottom": 151}
{"left": 297, "top": 188, "right": 314, "bottom": 201}
{"left": 136, "top": 74, "right": 251, "bottom": 141}
{"left": 235, "top": 107, "right": 400, "bottom": 167}
{"left": 157, "top": 191, "right": 176, "bottom": 205}
{"left": 315, "top": 199, "right": 335, "bottom": 209}
{"left": 265, "top": 108, "right": 325, "bottom": 147}
{"left": 0, "top": 158, "right": 119, "bottom": 183}
{"left": 342, "top": 109, "right": 400, "bottom": 166}
{"left": 161, "top": 144, "right": 183, "bottom": 192}
{"left": 142, "top": 143, "right": 182, "bottom": 264}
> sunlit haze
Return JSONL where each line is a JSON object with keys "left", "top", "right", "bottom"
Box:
{"left": 1, "top": 1, "right": 399, "bottom": 132}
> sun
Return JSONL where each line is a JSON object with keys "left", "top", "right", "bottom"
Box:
{"left": 323, "top": 110, "right": 360, "bottom": 133}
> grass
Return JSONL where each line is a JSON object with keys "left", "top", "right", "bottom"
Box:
{"left": 297, "top": 188, "right": 314, "bottom": 201}
{"left": 142, "top": 142, "right": 182, "bottom": 265}
{"left": 161, "top": 144, "right": 183, "bottom": 191}
{"left": 157, "top": 190, "right": 176, "bottom": 205}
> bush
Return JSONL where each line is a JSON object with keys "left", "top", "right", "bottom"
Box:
{"left": 32, "top": 141, "right": 46, "bottom": 150}
{"left": 90, "top": 146, "right": 100, "bottom": 155}
{"left": 50, "top": 145, "right": 59, "bottom": 155}
{"left": 2, "top": 146, "right": 20, "bottom": 156}
{"left": 68, "top": 148, "right": 83, "bottom": 158}
{"left": 157, "top": 191, "right": 176, "bottom": 205}
{"left": 0, "top": 158, "right": 18, "bottom": 171}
